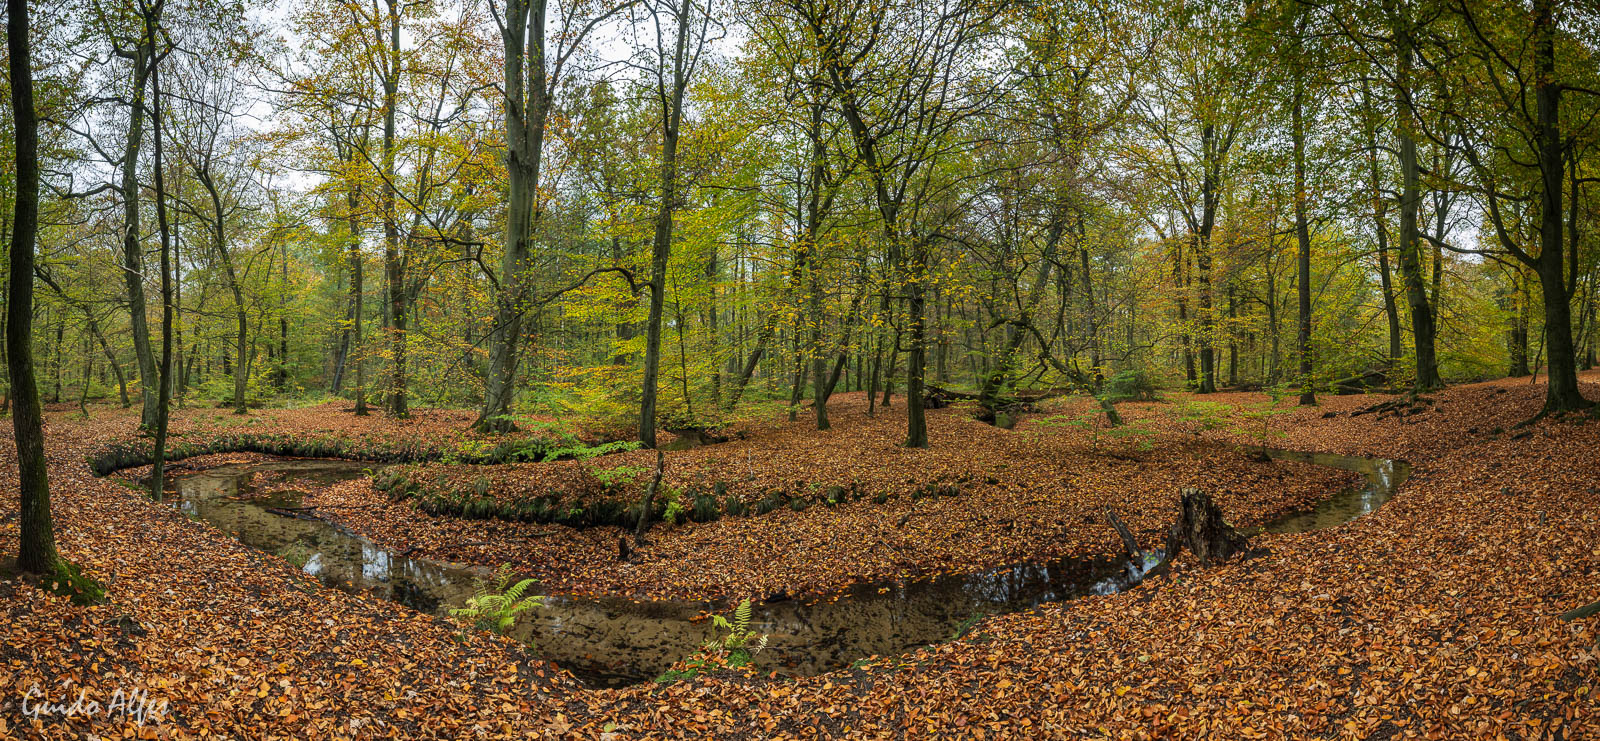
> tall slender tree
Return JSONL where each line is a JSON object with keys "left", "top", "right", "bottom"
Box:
{"left": 7, "top": 0, "right": 60, "bottom": 574}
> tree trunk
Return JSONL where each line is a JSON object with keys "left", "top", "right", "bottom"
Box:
{"left": 1529, "top": 0, "right": 1589, "bottom": 414}
{"left": 347, "top": 192, "right": 367, "bottom": 415}
{"left": 478, "top": 0, "right": 549, "bottom": 432}
{"left": 905, "top": 245, "right": 929, "bottom": 447}
{"left": 1195, "top": 124, "right": 1220, "bottom": 394}
{"left": 724, "top": 317, "right": 770, "bottom": 410}
{"left": 1161, "top": 489, "right": 1249, "bottom": 568}
{"left": 1394, "top": 14, "right": 1442, "bottom": 392}
{"left": 979, "top": 221, "right": 1060, "bottom": 411}
{"left": 381, "top": 0, "right": 408, "bottom": 418}
{"left": 1508, "top": 274, "right": 1531, "bottom": 377}
{"left": 631, "top": 450, "right": 665, "bottom": 546}
{"left": 1292, "top": 47, "right": 1316, "bottom": 405}
{"left": 7, "top": 0, "right": 60, "bottom": 573}
{"left": 639, "top": 0, "right": 696, "bottom": 449}
{"left": 149, "top": 29, "right": 176, "bottom": 504}
{"left": 1362, "top": 80, "right": 1404, "bottom": 365}
{"left": 118, "top": 40, "right": 158, "bottom": 430}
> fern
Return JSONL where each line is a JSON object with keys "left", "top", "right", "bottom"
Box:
{"left": 706, "top": 598, "right": 767, "bottom": 655}
{"left": 450, "top": 564, "right": 544, "bottom": 638}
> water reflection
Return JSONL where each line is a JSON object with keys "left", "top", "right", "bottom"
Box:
{"left": 1259, "top": 449, "right": 1412, "bottom": 534}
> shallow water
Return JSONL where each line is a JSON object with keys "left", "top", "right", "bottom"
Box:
{"left": 161, "top": 447, "right": 1406, "bottom": 687}
{"left": 1258, "top": 448, "right": 1412, "bottom": 534}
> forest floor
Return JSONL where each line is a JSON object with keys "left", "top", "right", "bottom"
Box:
{"left": 3, "top": 374, "right": 1600, "bottom": 737}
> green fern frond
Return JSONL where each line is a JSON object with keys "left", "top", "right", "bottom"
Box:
{"left": 450, "top": 564, "right": 544, "bottom": 638}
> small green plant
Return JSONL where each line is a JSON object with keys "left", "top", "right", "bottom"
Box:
{"left": 663, "top": 498, "right": 686, "bottom": 525}
{"left": 1105, "top": 418, "right": 1158, "bottom": 452}
{"left": 1232, "top": 386, "right": 1295, "bottom": 459}
{"left": 657, "top": 599, "right": 768, "bottom": 683}
{"left": 707, "top": 599, "right": 768, "bottom": 654}
{"left": 588, "top": 463, "right": 647, "bottom": 494}
{"left": 1173, "top": 399, "right": 1232, "bottom": 434}
{"left": 1035, "top": 410, "right": 1107, "bottom": 451}
{"left": 1103, "top": 368, "right": 1161, "bottom": 402}
{"left": 449, "top": 564, "right": 544, "bottom": 638}
{"left": 277, "top": 543, "right": 313, "bottom": 569}
{"left": 542, "top": 439, "right": 641, "bottom": 463}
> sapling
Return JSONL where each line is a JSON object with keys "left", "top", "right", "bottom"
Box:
{"left": 1231, "top": 385, "right": 1295, "bottom": 460}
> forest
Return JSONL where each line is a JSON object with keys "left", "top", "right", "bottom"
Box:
{"left": 3, "top": 0, "right": 1600, "bottom": 737}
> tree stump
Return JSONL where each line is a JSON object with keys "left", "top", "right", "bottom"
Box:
{"left": 1163, "top": 488, "right": 1250, "bottom": 567}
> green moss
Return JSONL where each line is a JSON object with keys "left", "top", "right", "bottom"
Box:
{"left": 38, "top": 560, "right": 107, "bottom": 606}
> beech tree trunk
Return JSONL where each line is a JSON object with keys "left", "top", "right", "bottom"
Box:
{"left": 118, "top": 39, "right": 159, "bottom": 429}
{"left": 1393, "top": 12, "right": 1442, "bottom": 392}
{"left": 639, "top": 0, "right": 697, "bottom": 449}
{"left": 1528, "top": 0, "right": 1589, "bottom": 414}
{"left": 1291, "top": 38, "right": 1316, "bottom": 406}
{"left": 478, "top": 0, "right": 550, "bottom": 433}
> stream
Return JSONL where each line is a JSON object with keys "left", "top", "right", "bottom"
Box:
{"left": 155, "top": 448, "right": 1409, "bottom": 687}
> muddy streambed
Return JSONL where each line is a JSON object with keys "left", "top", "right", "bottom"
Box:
{"left": 154, "top": 449, "right": 1408, "bottom": 687}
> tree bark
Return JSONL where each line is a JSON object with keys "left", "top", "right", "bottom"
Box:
{"left": 639, "top": 0, "right": 697, "bottom": 448}
{"left": 380, "top": 0, "right": 408, "bottom": 418}
{"left": 1528, "top": 0, "right": 1588, "bottom": 413}
{"left": 346, "top": 190, "right": 367, "bottom": 415}
{"left": 149, "top": 41, "right": 177, "bottom": 502}
{"left": 631, "top": 450, "right": 665, "bottom": 546}
{"left": 1292, "top": 40, "right": 1316, "bottom": 405}
{"left": 1162, "top": 489, "right": 1249, "bottom": 568}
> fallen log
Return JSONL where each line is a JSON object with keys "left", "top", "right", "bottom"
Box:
{"left": 1560, "top": 599, "right": 1600, "bottom": 622}
{"left": 1104, "top": 508, "right": 1143, "bottom": 563}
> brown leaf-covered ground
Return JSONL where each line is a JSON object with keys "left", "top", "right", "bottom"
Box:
{"left": 301, "top": 394, "right": 1355, "bottom": 602}
{"left": 3, "top": 375, "right": 1599, "bottom": 738}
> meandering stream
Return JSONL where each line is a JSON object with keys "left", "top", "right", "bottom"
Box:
{"left": 156, "top": 448, "right": 1409, "bottom": 687}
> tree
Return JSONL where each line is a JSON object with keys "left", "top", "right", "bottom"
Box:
{"left": 170, "top": 45, "right": 258, "bottom": 414}
{"left": 1442, "top": 0, "right": 1596, "bottom": 414}
{"left": 1388, "top": 0, "right": 1444, "bottom": 391}
{"left": 96, "top": 0, "right": 164, "bottom": 428}
{"left": 476, "top": 0, "right": 630, "bottom": 432}
{"left": 1285, "top": 1, "right": 1318, "bottom": 406}
{"left": 7, "top": 0, "right": 60, "bottom": 574}
{"left": 637, "top": 0, "right": 716, "bottom": 449}
{"left": 791, "top": 0, "right": 1002, "bottom": 447}
{"left": 1133, "top": 0, "right": 1265, "bottom": 395}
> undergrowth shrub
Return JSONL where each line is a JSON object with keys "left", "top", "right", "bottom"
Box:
{"left": 1103, "top": 368, "right": 1162, "bottom": 402}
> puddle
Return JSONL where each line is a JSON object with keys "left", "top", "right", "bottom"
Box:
{"left": 155, "top": 447, "right": 1407, "bottom": 687}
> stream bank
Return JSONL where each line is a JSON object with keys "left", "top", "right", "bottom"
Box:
{"left": 154, "top": 447, "right": 1408, "bottom": 687}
